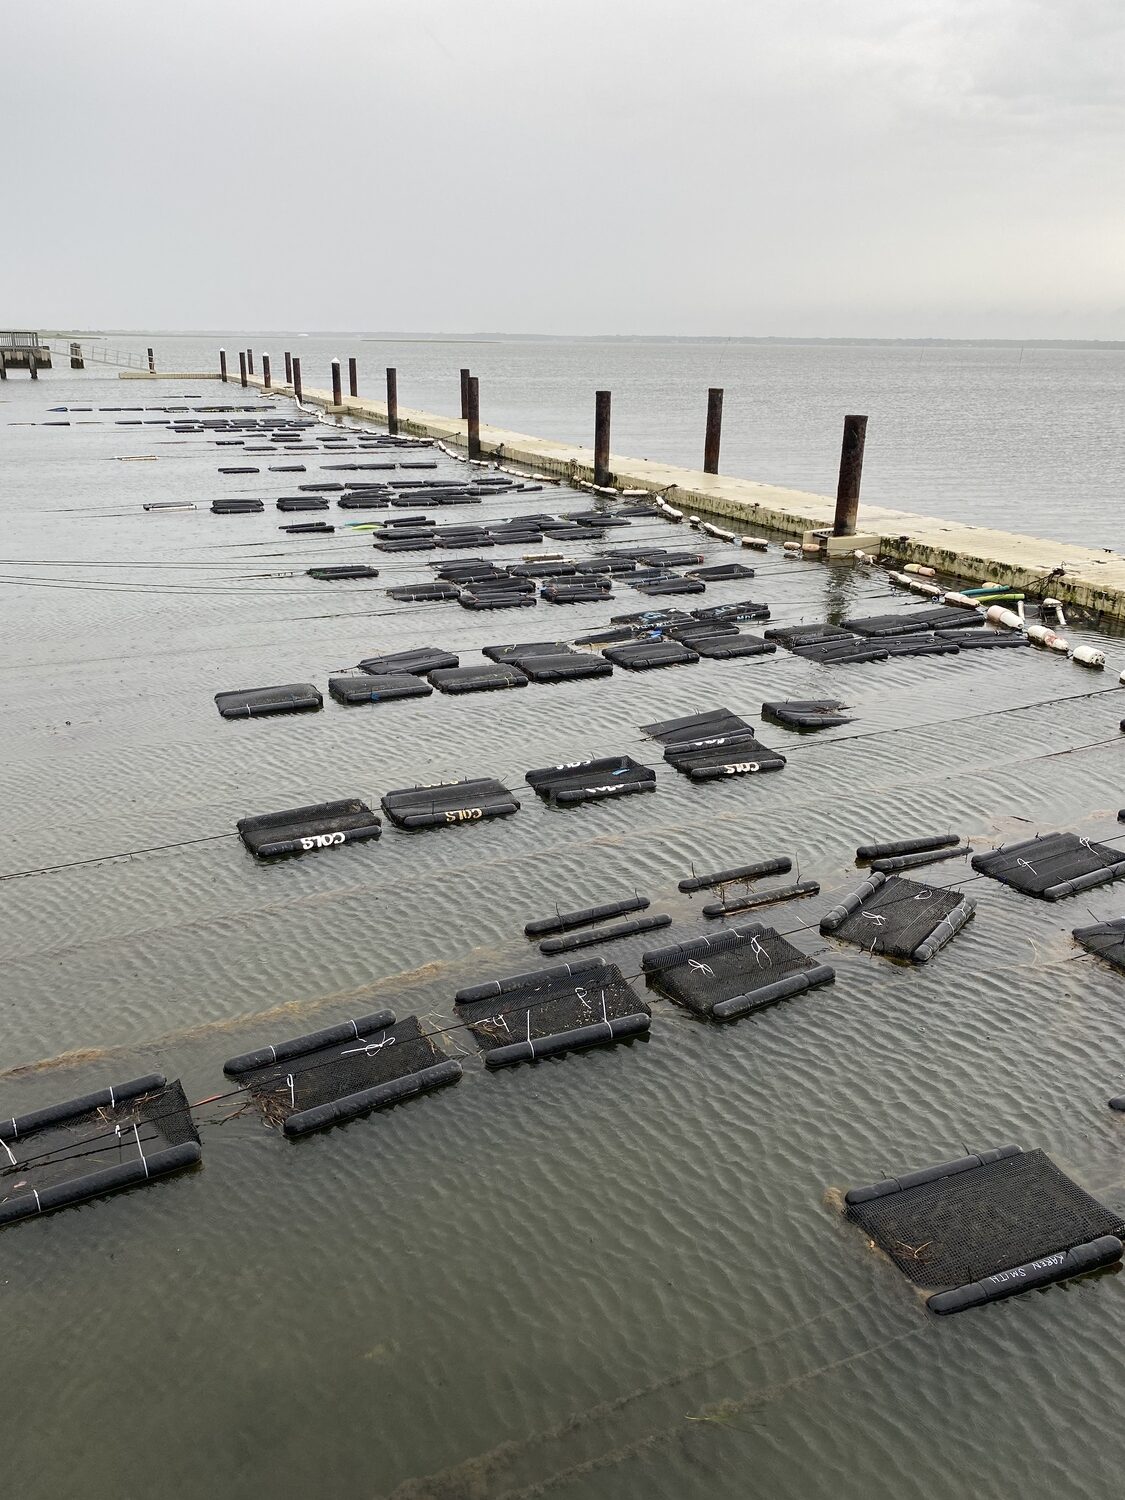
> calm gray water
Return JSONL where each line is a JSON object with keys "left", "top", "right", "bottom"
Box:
{"left": 2, "top": 359, "right": 1124, "bottom": 1500}
{"left": 67, "top": 332, "right": 1125, "bottom": 549}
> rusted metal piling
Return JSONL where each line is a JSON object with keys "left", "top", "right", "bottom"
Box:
{"left": 467, "top": 376, "right": 481, "bottom": 459}
{"left": 284, "top": 352, "right": 292, "bottom": 385}
{"left": 219, "top": 349, "right": 228, "bottom": 383}
{"left": 460, "top": 367, "right": 471, "bottom": 420}
{"left": 594, "top": 390, "right": 612, "bottom": 487}
{"left": 238, "top": 352, "right": 247, "bottom": 389}
{"left": 331, "top": 360, "right": 342, "bottom": 408}
{"left": 348, "top": 357, "right": 358, "bottom": 399}
{"left": 386, "top": 367, "right": 398, "bottom": 434}
{"left": 292, "top": 357, "right": 303, "bottom": 403}
{"left": 262, "top": 354, "right": 272, "bottom": 390}
{"left": 147, "top": 347, "right": 155, "bottom": 373}
{"left": 833, "top": 415, "right": 868, "bottom": 537}
{"left": 704, "top": 388, "right": 723, "bottom": 474}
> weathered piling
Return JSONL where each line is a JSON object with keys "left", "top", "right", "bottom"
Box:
{"left": 348, "top": 357, "right": 358, "bottom": 398}
{"left": 460, "top": 367, "right": 471, "bottom": 420}
{"left": 467, "top": 375, "right": 481, "bottom": 459}
{"left": 331, "top": 360, "right": 343, "bottom": 408}
{"left": 147, "top": 347, "right": 155, "bottom": 373}
{"left": 594, "top": 390, "right": 612, "bottom": 487}
{"left": 219, "top": 349, "right": 228, "bottom": 383}
{"left": 0, "top": 354, "right": 6, "bottom": 381}
{"left": 292, "top": 356, "right": 303, "bottom": 403}
{"left": 247, "top": 350, "right": 255, "bottom": 376}
{"left": 704, "top": 388, "right": 723, "bottom": 474}
{"left": 262, "top": 354, "right": 272, "bottom": 390}
{"left": 833, "top": 415, "right": 868, "bottom": 536}
{"left": 238, "top": 352, "right": 248, "bottom": 389}
{"left": 70, "top": 341, "right": 84, "bottom": 370}
{"left": 29, "top": 358, "right": 38, "bottom": 381}
{"left": 284, "top": 351, "right": 292, "bottom": 385}
{"left": 386, "top": 367, "right": 399, "bottom": 435}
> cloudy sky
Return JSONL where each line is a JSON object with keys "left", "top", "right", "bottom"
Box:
{"left": 4, "top": 0, "right": 1122, "bottom": 337}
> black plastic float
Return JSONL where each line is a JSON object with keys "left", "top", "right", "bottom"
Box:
{"left": 215, "top": 683, "right": 323, "bottom": 718}
{"left": 702, "top": 880, "right": 821, "bottom": 917}
{"left": 642, "top": 922, "right": 835, "bottom": 1020}
{"left": 820, "top": 873, "right": 974, "bottom": 961}
{"left": 429, "top": 664, "right": 529, "bottom": 694}
{"left": 212, "top": 498, "right": 264, "bottom": 514}
{"left": 307, "top": 565, "right": 379, "bottom": 581}
{"left": 857, "top": 833, "right": 960, "bottom": 861}
{"left": 871, "top": 845, "right": 973, "bottom": 873}
{"left": 381, "top": 777, "right": 520, "bottom": 830}
{"left": 454, "top": 957, "right": 650, "bottom": 1067}
{"left": 539, "top": 914, "right": 672, "bottom": 955}
{"left": 844, "top": 1145, "right": 1124, "bottom": 1315}
{"left": 224, "top": 1011, "right": 460, "bottom": 1137}
{"left": 524, "top": 895, "right": 651, "bottom": 937}
{"left": 678, "top": 856, "right": 794, "bottom": 892}
{"left": 237, "top": 800, "right": 382, "bottom": 858}
{"left": 277, "top": 496, "right": 330, "bottom": 511}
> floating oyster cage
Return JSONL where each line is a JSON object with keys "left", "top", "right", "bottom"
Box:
{"left": 454, "top": 957, "right": 651, "bottom": 1067}
{"left": 224, "top": 1011, "right": 461, "bottom": 1137}
{"left": 844, "top": 1145, "right": 1124, "bottom": 1314}
{"left": 381, "top": 777, "right": 520, "bottom": 830}
{"left": 0, "top": 1076, "right": 201, "bottom": 1228}
{"left": 642, "top": 921, "right": 834, "bottom": 1021}
{"left": 215, "top": 683, "right": 323, "bottom": 719}
{"left": 237, "top": 799, "right": 382, "bottom": 859}
{"left": 819, "top": 872, "right": 974, "bottom": 962}
{"left": 525, "top": 756, "right": 656, "bottom": 807}
{"left": 972, "top": 832, "right": 1125, "bottom": 901}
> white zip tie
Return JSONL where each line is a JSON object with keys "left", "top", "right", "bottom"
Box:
{"left": 287, "top": 1074, "right": 295, "bottom": 1108}
{"left": 33, "top": 1188, "right": 42, "bottom": 1214}
{"left": 0, "top": 1138, "right": 15, "bottom": 1166}
{"left": 108, "top": 1086, "right": 115, "bottom": 1108}
{"left": 133, "top": 1123, "right": 149, "bottom": 1178}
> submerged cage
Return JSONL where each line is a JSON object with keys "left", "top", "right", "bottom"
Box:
{"left": 820, "top": 872, "right": 974, "bottom": 961}
{"left": 1073, "top": 919, "right": 1125, "bottom": 975}
{"left": 0, "top": 1075, "right": 200, "bottom": 1228}
{"left": 844, "top": 1145, "right": 1124, "bottom": 1314}
{"left": 454, "top": 958, "right": 650, "bottom": 1067}
{"left": 972, "top": 832, "right": 1125, "bottom": 901}
{"left": 642, "top": 922, "right": 834, "bottom": 1020}
{"left": 223, "top": 1012, "right": 460, "bottom": 1137}
{"left": 215, "top": 683, "right": 323, "bottom": 719}
{"left": 237, "top": 799, "right": 382, "bottom": 858}
{"left": 762, "top": 700, "right": 853, "bottom": 730}
{"left": 357, "top": 647, "right": 458, "bottom": 676}
{"left": 381, "top": 777, "right": 520, "bottom": 830}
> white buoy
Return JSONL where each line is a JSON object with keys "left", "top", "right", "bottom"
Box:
{"left": 904, "top": 563, "right": 937, "bottom": 577}
{"left": 783, "top": 540, "right": 802, "bottom": 554}
{"left": 909, "top": 579, "right": 943, "bottom": 596}
{"left": 942, "top": 591, "right": 980, "bottom": 609}
{"left": 1027, "top": 624, "right": 1057, "bottom": 647}
{"left": 986, "top": 606, "right": 1024, "bottom": 631}
{"left": 1071, "top": 646, "right": 1105, "bottom": 668}
{"left": 887, "top": 571, "right": 912, "bottom": 588}
{"left": 741, "top": 535, "right": 769, "bottom": 550}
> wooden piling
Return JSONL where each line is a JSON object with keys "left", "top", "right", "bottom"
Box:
{"left": 262, "top": 354, "right": 272, "bottom": 390}
{"left": 70, "top": 341, "right": 84, "bottom": 370}
{"left": 147, "top": 347, "right": 155, "bottom": 373}
{"left": 331, "top": 360, "right": 342, "bottom": 408}
{"left": 386, "top": 367, "right": 398, "bottom": 434}
{"left": 292, "top": 357, "right": 303, "bottom": 403}
{"left": 0, "top": 354, "right": 6, "bottom": 381}
{"left": 284, "top": 351, "right": 292, "bottom": 385}
{"left": 832, "top": 415, "right": 868, "bottom": 537}
{"left": 348, "top": 357, "right": 358, "bottom": 398}
{"left": 460, "top": 367, "right": 470, "bottom": 419}
{"left": 30, "top": 357, "right": 38, "bottom": 380}
{"left": 594, "top": 390, "right": 611, "bottom": 487}
{"left": 467, "top": 376, "right": 481, "bottom": 459}
{"left": 703, "top": 388, "right": 723, "bottom": 474}
{"left": 219, "top": 349, "right": 228, "bottom": 383}
{"left": 238, "top": 352, "right": 248, "bottom": 389}
{"left": 247, "top": 349, "right": 254, "bottom": 375}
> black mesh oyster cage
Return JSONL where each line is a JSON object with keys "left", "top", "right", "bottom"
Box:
{"left": 642, "top": 921, "right": 834, "bottom": 1020}
{"left": 819, "top": 873, "right": 974, "bottom": 961}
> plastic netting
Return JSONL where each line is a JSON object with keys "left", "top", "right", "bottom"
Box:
{"left": 848, "top": 1149, "right": 1125, "bottom": 1290}
{"left": 1073, "top": 919, "right": 1125, "bottom": 974}
{"left": 645, "top": 923, "right": 831, "bottom": 1017}
{"left": 456, "top": 962, "right": 648, "bottom": 1052}
{"left": 821, "top": 874, "right": 971, "bottom": 960}
{"left": 972, "top": 833, "right": 1125, "bottom": 899}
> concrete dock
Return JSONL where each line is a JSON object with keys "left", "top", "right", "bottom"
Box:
{"left": 122, "top": 369, "right": 1125, "bottom": 620}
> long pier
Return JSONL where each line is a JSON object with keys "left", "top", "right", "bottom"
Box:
{"left": 121, "top": 365, "right": 1125, "bottom": 620}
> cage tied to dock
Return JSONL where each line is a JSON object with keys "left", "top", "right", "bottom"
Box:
{"left": 223, "top": 1012, "right": 461, "bottom": 1137}
{"left": 0, "top": 1075, "right": 200, "bottom": 1228}
{"left": 844, "top": 1145, "right": 1124, "bottom": 1314}
{"left": 454, "top": 958, "right": 650, "bottom": 1067}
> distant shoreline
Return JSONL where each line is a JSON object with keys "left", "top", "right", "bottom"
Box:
{"left": 38, "top": 330, "right": 1125, "bottom": 351}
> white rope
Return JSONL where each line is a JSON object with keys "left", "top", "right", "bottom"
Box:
{"left": 133, "top": 1123, "right": 149, "bottom": 1178}
{"left": 0, "top": 1138, "right": 15, "bottom": 1166}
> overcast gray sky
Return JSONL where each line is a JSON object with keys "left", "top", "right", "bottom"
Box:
{"left": 3, "top": 0, "right": 1122, "bottom": 337}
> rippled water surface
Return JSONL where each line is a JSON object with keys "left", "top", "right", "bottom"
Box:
{"left": 2, "top": 364, "right": 1124, "bottom": 1500}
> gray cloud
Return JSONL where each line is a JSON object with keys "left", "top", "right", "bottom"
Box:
{"left": 2, "top": 0, "right": 1122, "bottom": 337}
